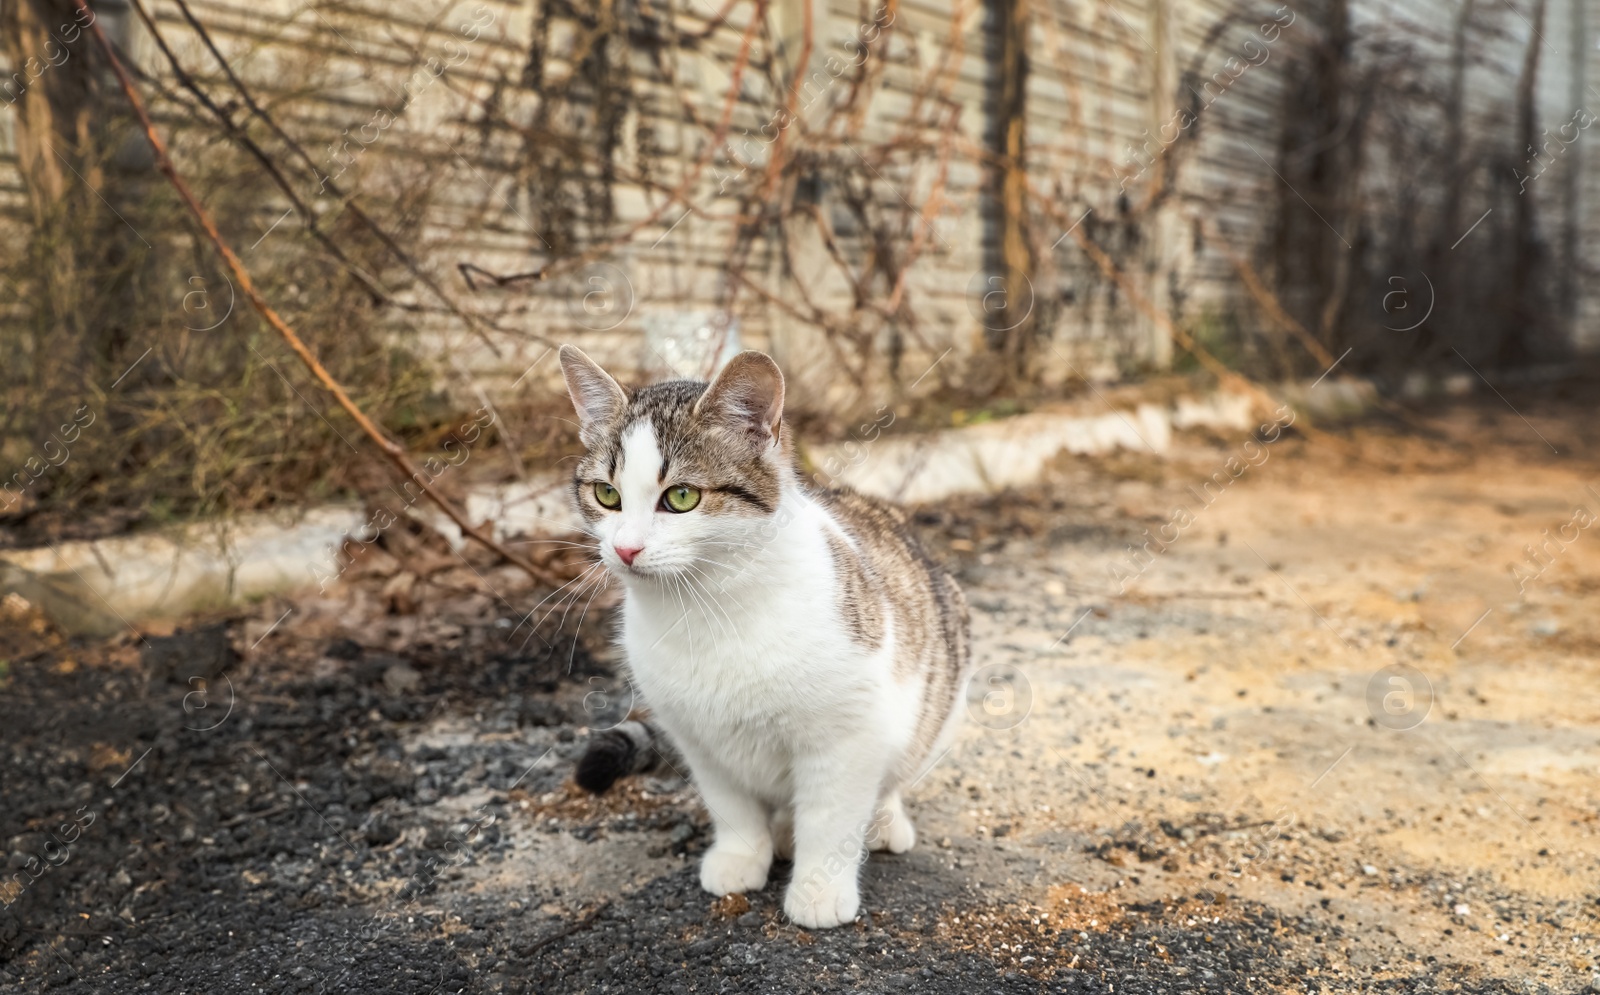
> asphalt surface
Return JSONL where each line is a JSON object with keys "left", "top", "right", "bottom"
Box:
{"left": 3, "top": 396, "right": 1598, "bottom": 994}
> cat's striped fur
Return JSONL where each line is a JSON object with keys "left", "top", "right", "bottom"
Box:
{"left": 559, "top": 345, "right": 971, "bottom": 929}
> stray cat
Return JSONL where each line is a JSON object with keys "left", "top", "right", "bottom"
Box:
{"left": 559, "top": 345, "right": 971, "bottom": 929}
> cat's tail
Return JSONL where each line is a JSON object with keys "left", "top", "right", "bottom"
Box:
{"left": 575, "top": 718, "right": 666, "bottom": 793}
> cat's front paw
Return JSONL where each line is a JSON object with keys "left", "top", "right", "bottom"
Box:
{"left": 784, "top": 879, "right": 860, "bottom": 929}
{"left": 700, "top": 847, "right": 770, "bottom": 896}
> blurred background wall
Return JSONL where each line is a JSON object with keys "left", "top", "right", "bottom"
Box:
{"left": 0, "top": 0, "right": 1594, "bottom": 528}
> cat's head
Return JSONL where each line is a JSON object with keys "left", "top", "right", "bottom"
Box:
{"left": 559, "top": 345, "right": 789, "bottom": 580}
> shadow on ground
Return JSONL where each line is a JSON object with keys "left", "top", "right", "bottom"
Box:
{"left": 4, "top": 389, "right": 1599, "bottom": 994}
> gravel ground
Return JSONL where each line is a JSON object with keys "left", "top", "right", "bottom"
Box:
{"left": 2, "top": 390, "right": 1598, "bottom": 994}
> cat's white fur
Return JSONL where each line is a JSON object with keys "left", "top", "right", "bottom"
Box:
{"left": 599, "top": 420, "right": 931, "bottom": 929}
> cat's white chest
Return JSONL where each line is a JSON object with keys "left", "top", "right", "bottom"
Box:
{"left": 623, "top": 571, "right": 861, "bottom": 717}
{"left": 618, "top": 534, "right": 884, "bottom": 795}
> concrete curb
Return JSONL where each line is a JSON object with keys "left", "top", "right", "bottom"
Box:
{"left": 1, "top": 507, "right": 369, "bottom": 637}
{"left": 0, "top": 378, "right": 1377, "bottom": 633}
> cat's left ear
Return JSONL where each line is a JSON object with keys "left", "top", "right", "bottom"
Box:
{"left": 695, "top": 351, "right": 784, "bottom": 448}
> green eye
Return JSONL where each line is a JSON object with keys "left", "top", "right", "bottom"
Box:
{"left": 662, "top": 485, "right": 701, "bottom": 513}
{"left": 594, "top": 482, "right": 621, "bottom": 509}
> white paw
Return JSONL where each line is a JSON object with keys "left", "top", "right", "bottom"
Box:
{"left": 784, "top": 878, "right": 860, "bottom": 929}
{"left": 699, "top": 846, "right": 770, "bottom": 896}
{"left": 868, "top": 808, "right": 916, "bottom": 854}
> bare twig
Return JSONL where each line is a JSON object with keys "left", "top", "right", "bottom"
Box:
{"left": 164, "top": 0, "right": 542, "bottom": 353}
{"left": 518, "top": 901, "right": 614, "bottom": 954}
{"left": 458, "top": 0, "right": 767, "bottom": 290}
{"left": 1028, "top": 178, "right": 1274, "bottom": 402}
{"left": 125, "top": 0, "right": 393, "bottom": 308}
{"left": 1203, "top": 219, "right": 1339, "bottom": 370}
{"left": 1040, "top": 188, "right": 1349, "bottom": 451}
{"left": 74, "top": 0, "right": 563, "bottom": 588}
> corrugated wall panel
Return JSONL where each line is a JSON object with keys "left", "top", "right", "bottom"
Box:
{"left": 3, "top": 0, "right": 1593, "bottom": 413}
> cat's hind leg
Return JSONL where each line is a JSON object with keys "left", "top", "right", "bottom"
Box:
{"left": 770, "top": 807, "right": 795, "bottom": 861}
{"left": 867, "top": 790, "right": 916, "bottom": 854}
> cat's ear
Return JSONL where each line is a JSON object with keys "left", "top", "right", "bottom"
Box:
{"left": 696, "top": 351, "right": 785, "bottom": 448}
{"left": 559, "top": 345, "right": 627, "bottom": 444}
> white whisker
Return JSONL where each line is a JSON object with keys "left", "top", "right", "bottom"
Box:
{"left": 683, "top": 568, "right": 740, "bottom": 662}
{"left": 667, "top": 575, "right": 696, "bottom": 656}
{"left": 513, "top": 538, "right": 599, "bottom": 549}
{"left": 510, "top": 566, "right": 599, "bottom": 638}
{"left": 683, "top": 562, "right": 739, "bottom": 636}
{"left": 517, "top": 564, "right": 605, "bottom": 649}
{"left": 550, "top": 566, "right": 609, "bottom": 634}
{"left": 567, "top": 573, "right": 612, "bottom": 674}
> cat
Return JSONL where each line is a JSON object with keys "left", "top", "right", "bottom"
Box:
{"left": 558, "top": 344, "right": 971, "bottom": 929}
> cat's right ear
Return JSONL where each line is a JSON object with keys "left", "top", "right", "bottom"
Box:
{"left": 559, "top": 345, "right": 626, "bottom": 445}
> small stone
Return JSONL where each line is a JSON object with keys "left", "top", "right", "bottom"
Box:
{"left": 378, "top": 700, "right": 410, "bottom": 723}
{"left": 686, "top": 937, "right": 720, "bottom": 957}
{"left": 141, "top": 623, "right": 235, "bottom": 683}
{"left": 383, "top": 662, "right": 422, "bottom": 695}
{"left": 325, "top": 638, "right": 362, "bottom": 660}
{"left": 367, "top": 757, "right": 416, "bottom": 799}
{"left": 423, "top": 824, "right": 453, "bottom": 849}
{"left": 736, "top": 912, "right": 761, "bottom": 928}
{"left": 364, "top": 813, "right": 401, "bottom": 846}
{"left": 1454, "top": 903, "right": 1471, "bottom": 916}
{"left": 938, "top": 837, "right": 952, "bottom": 849}
{"left": 519, "top": 699, "right": 566, "bottom": 727}
{"left": 1362, "top": 864, "right": 1378, "bottom": 876}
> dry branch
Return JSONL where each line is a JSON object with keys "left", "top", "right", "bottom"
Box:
{"left": 1202, "top": 219, "right": 1338, "bottom": 370}
{"left": 1027, "top": 178, "right": 1297, "bottom": 410}
{"left": 459, "top": 0, "right": 768, "bottom": 291}
{"left": 73, "top": 0, "right": 563, "bottom": 588}
{"left": 160, "top": 0, "right": 541, "bottom": 354}
{"left": 1053, "top": 214, "right": 1350, "bottom": 450}
{"left": 125, "top": 0, "right": 391, "bottom": 309}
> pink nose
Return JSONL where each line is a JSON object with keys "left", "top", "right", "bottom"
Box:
{"left": 615, "top": 545, "right": 643, "bottom": 566}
